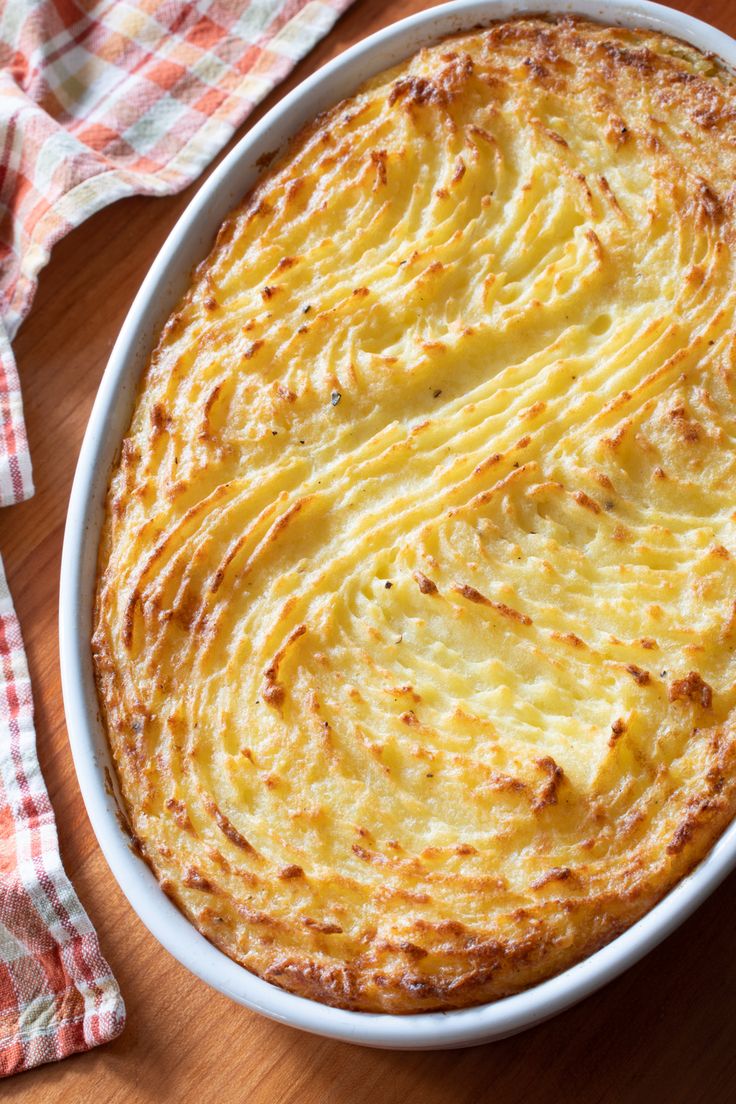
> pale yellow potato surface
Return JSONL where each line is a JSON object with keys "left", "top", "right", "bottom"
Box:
{"left": 94, "top": 17, "right": 736, "bottom": 1012}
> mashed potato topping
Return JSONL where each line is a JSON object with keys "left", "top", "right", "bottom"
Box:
{"left": 94, "top": 16, "right": 736, "bottom": 1011}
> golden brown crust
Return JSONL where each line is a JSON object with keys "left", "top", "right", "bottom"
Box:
{"left": 94, "top": 16, "right": 736, "bottom": 1013}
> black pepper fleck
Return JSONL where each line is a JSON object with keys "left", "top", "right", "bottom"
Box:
{"left": 331, "top": 391, "right": 342, "bottom": 406}
{"left": 385, "top": 581, "right": 393, "bottom": 589}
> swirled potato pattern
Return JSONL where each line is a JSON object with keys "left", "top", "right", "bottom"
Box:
{"left": 95, "top": 17, "right": 736, "bottom": 1012}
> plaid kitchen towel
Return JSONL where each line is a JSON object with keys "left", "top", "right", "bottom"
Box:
{"left": 0, "top": 557, "right": 125, "bottom": 1077}
{"left": 0, "top": 0, "right": 354, "bottom": 506}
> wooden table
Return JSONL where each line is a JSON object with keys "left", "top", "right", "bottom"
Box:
{"left": 3, "top": 1, "right": 736, "bottom": 1099}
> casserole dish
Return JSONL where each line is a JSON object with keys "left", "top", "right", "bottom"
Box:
{"left": 60, "top": 0, "right": 736, "bottom": 1048}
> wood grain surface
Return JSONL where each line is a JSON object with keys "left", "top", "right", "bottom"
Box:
{"left": 2, "top": 1, "right": 735, "bottom": 1100}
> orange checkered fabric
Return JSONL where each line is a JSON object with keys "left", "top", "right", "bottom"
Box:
{"left": 0, "top": 0, "right": 353, "bottom": 506}
{"left": 0, "top": 0, "right": 353, "bottom": 1077}
{"left": 0, "top": 557, "right": 125, "bottom": 1076}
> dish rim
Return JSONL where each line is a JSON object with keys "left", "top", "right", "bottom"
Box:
{"left": 60, "top": 0, "right": 736, "bottom": 1050}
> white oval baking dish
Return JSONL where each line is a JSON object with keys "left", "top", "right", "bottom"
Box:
{"left": 60, "top": 0, "right": 736, "bottom": 1049}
